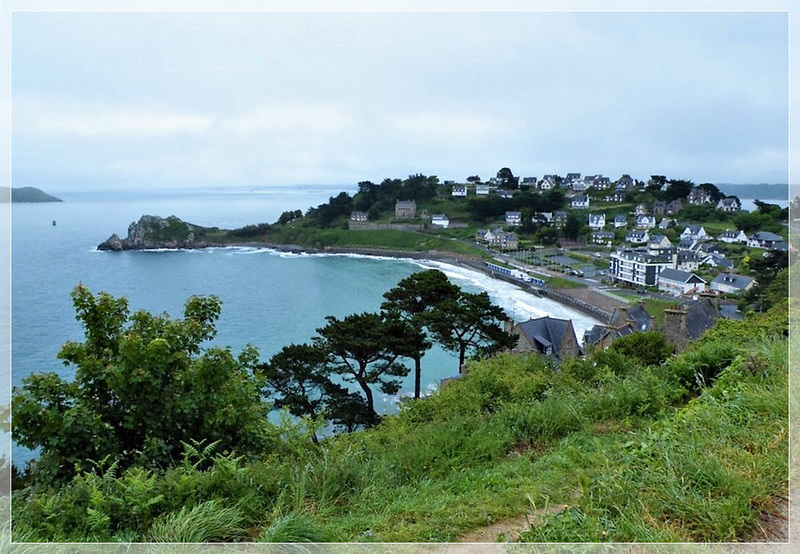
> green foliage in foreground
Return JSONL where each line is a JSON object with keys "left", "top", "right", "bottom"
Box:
{"left": 11, "top": 304, "right": 788, "bottom": 543}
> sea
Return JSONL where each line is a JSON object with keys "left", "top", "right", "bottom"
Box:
{"left": 6, "top": 185, "right": 604, "bottom": 468}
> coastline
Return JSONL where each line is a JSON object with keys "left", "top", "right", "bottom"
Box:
{"left": 225, "top": 241, "right": 613, "bottom": 323}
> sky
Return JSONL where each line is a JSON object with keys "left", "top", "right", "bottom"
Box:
{"left": 6, "top": 3, "right": 792, "bottom": 191}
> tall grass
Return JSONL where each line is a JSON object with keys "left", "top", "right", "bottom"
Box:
{"left": 11, "top": 306, "right": 788, "bottom": 543}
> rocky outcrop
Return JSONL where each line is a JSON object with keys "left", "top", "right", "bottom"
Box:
{"left": 97, "top": 215, "right": 211, "bottom": 251}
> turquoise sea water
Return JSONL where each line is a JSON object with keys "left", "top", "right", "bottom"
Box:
{"left": 8, "top": 186, "right": 602, "bottom": 467}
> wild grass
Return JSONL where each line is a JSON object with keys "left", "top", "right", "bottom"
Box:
{"left": 11, "top": 305, "right": 788, "bottom": 544}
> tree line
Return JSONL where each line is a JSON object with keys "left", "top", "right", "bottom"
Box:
{"left": 12, "top": 271, "right": 517, "bottom": 484}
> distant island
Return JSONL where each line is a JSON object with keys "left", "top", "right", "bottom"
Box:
{"left": 1, "top": 186, "right": 63, "bottom": 203}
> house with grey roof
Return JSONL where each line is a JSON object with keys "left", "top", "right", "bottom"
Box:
{"left": 431, "top": 214, "right": 450, "bottom": 228}
{"left": 583, "top": 304, "right": 654, "bottom": 350}
{"left": 701, "top": 253, "right": 733, "bottom": 270}
{"left": 681, "top": 225, "right": 709, "bottom": 241}
{"left": 662, "top": 298, "right": 720, "bottom": 350}
{"left": 512, "top": 316, "right": 582, "bottom": 361}
{"left": 588, "top": 213, "right": 606, "bottom": 230}
{"left": 451, "top": 185, "right": 468, "bottom": 197}
{"left": 747, "top": 231, "right": 786, "bottom": 250}
{"left": 350, "top": 211, "right": 369, "bottom": 222}
{"left": 659, "top": 217, "right": 676, "bottom": 229}
{"left": 718, "top": 229, "right": 748, "bottom": 244}
{"left": 687, "top": 188, "right": 713, "bottom": 205}
{"left": 615, "top": 175, "right": 635, "bottom": 190}
{"left": 676, "top": 250, "right": 702, "bottom": 272}
{"left": 716, "top": 196, "right": 741, "bottom": 212}
{"left": 613, "top": 215, "right": 628, "bottom": 228}
{"left": 658, "top": 268, "right": 707, "bottom": 297}
{"left": 666, "top": 199, "right": 683, "bottom": 215}
{"left": 395, "top": 200, "right": 417, "bottom": 219}
{"left": 571, "top": 195, "right": 590, "bottom": 209}
{"left": 626, "top": 229, "right": 650, "bottom": 244}
{"left": 710, "top": 273, "right": 756, "bottom": 295}
{"left": 520, "top": 176, "right": 538, "bottom": 188}
{"left": 652, "top": 200, "right": 666, "bottom": 216}
{"left": 591, "top": 231, "right": 614, "bottom": 246}
{"left": 636, "top": 214, "right": 656, "bottom": 229}
{"left": 505, "top": 211, "right": 522, "bottom": 226}
{"left": 552, "top": 211, "right": 568, "bottom": 228}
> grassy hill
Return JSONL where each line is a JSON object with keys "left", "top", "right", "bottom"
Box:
{"left": 10, "top": 302, "right": 789, "bottom": 543}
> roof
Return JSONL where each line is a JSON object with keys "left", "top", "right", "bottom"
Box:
{"left": 667, "top": 299, "right": 720, "bottom": 340}
{"left": 517, "top": 316, "right": 577, "bottom": 359}
{"left": 660, "top": 268, "right": 705, "bottom": 284}
{"left": 608, "top": 304, "right": 653, "bottom": 331}
{"left": 751, "top": 231, "right": 784, "bottom": 242}
{"left": 711, "top": 273, "right": 754, "bottom": 289}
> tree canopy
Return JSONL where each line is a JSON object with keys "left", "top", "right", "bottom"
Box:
{"left": 13, "top": 286, "right": 273, "bottom": 483}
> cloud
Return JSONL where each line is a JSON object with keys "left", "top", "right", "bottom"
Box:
{"left": 225, "top": 103, "right": 352, "bottom": 135}
{"left": 36, "top": 107, "right": 214, "bottom": 137}
{"left": 387, "top": 111, "right": 511, "bottom": 146}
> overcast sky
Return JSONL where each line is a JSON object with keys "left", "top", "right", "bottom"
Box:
{"left": 9, "top": 7, "right": 790, "bottom": 191}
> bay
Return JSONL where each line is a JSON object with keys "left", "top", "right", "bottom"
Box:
{"left": 8, "top": 186, "right": 600, "bottom": 467}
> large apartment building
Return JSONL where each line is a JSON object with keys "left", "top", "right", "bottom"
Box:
{"left": 609, "top": 249, "right": 674, "bottom": 287}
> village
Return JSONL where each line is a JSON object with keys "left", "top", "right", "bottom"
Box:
{"left": 346, "top": 171, "right": 791, "bottom": 363}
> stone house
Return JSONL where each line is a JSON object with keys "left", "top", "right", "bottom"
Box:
{"left": 662, "top": 298, "right": 720, "bottom": 350}
{"left": 511, "top": 316, "right": 583, "bottom": 361}
{"left": 395, "top": 200, "right": 417, "bottom": 219}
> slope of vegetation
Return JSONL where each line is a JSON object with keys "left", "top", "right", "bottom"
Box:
{"left": 10, "top": 299, "right": 788, "bottom": 543}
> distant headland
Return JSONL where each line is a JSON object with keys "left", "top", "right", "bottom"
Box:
{"left": 1, "top": 186, "right": 63, "bottom": 203}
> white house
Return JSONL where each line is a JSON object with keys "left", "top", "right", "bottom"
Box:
{"left": 475, "top": 185, "right": 490, "bottom": 196}
{"left": 711, "top": 273, "right": 756, "bottom": 294}
{"left": 626, "top": 229, "right": 650, "bottom": 244}
{"left": 613, "top": 215, "right": 628, "bottom": 228}
{"left": 431, "top": 214, "right": 450, "bottom": 228}
{"left": 681, "top": 225, "right": 709, "bottom": 241}
{"left": 658, "top": 268, "right": 707, "bottom": 297}
{"left": 591, "top": 231, "right": 614, "bottom": 246}
{"left": 540, "top": 176, "right": 557, "bottom": 190}
{"left": 718, "top": 229, "right": 748, "bottom": 244}
{"left": 588, "top": 213, "right": 606, "bottom": 230}
{"left": 747, "top": 231, "right": 785, "bottom": 249}
{"left": 716, "top": 197, "right": 741, "bottom": 212}
{"left": 571, "top": 195, "right": 590, "bottom": 209}
{"left": 451, "top": 185, "right": 467, "bottom": 198}
{"left": 636, "top": 215, "right": 656, "bottom": 229}
{"left": 350, "top": 211, "right": 369, "bottom": 222}
{"left": 505, "top": 211, "right": 522, "bottom": 226}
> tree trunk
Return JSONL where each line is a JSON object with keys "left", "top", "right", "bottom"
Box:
{"left": 414, "top": 355, "right": 422, "bottom": 399}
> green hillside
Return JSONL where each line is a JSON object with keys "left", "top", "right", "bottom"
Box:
{"left": 9, "top": 300, "right": 789, "bottom": 543}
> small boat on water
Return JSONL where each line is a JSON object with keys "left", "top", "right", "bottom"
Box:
{"left": 52, "top": 220, "right": 57, "bottom": 226}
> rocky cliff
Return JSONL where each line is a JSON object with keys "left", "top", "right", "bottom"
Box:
{"left": 97, "top": 215, "right": 212, "bottom": 251}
